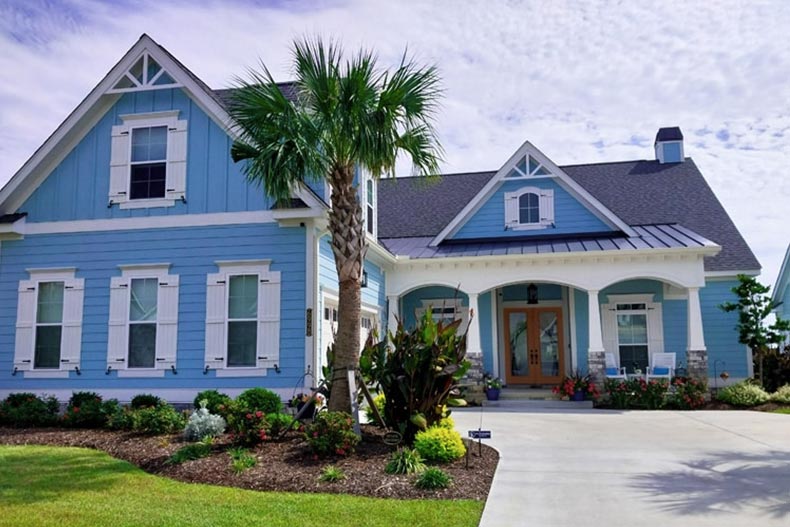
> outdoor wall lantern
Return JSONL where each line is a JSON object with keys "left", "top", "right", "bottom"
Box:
{"left": 361, "top": 270, "right": 368, "bottom": 288}
{"left": 527, "top": 283, "right": 538, "bottom": 304}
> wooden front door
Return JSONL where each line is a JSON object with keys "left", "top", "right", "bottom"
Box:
{"left": 504, "top": 307, "right": 564, "bottom": 385}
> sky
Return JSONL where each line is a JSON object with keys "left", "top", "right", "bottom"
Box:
{"left": 1, "top": 0, "right": 789, "bottom": 286}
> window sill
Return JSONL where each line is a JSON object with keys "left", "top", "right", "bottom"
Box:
{"left": 116, "top": 369, "right": 166, "bottom": 378}
{"left": 215, "top": 368, "right": 268, "bottom": 378}
{"left": 23, "top": 370, "right": 70, "bottom": 379}
{"left": 119, "top": 198, "right": 176, "bottom": 210}
{"left": 508, "top": 223, "right": 549, "bottom": 231}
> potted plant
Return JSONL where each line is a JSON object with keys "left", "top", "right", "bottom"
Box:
{"left": 553, "top": 371, "right": 599, "bottom": 401}
{"left": 484, "top": 376, "right": 503, "bottom": 401}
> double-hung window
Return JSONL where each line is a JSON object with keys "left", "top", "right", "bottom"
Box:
{"left": 504, "top": 186, "right": 554, "bottom": 230}
{"left": 205, "top": 261, "right": 281, "bottom": 376}
{"left": 14, "top": 268, "right": 84, "bottom": 378}
{"left": 601, "top": 294, "right": 664, "bottom": 373}
{"left": 108, "top": 264, "right": 179, "bottom": 377}
{"left": 109, "top": 111, "right": 187, "bottom": 208}
{"left": 365, "top": 178, "right": 376, "bottom": 236}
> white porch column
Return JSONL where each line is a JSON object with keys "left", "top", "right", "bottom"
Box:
{"left": 387, "top": 295, "right": 399, "bottom": 334}
{"left": 686, "top": 287, "right": 708, "bottom": 380}
{"left": 587, "top": 289, "right": 606, "bottom": 381}
{"left": 466, "top": 292, "right": 482, "bottom": 356}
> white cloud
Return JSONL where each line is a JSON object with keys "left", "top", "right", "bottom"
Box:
{"left": 2, "top": 0, "right": 789, "bottom": 284}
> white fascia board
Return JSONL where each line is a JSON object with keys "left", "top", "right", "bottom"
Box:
{"left": 366, "top": 239, "right": 398, "bottom": 267}
{"left": 771, "top": 245, "right": 790, "bottom": 303}
{"left": 429, "top": 140, "right": 635, "bottom": 246}
{"left": 705, "top": 269, "right": 761, "bottom": 281}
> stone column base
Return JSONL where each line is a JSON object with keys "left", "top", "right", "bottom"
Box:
{"left": 588, "top": 351, "right": 606, "bottom": 384}
{"left": 463, "top": 352, "right": 485, "bottom": 385}
{"left": 687, "top": 349, "right": 708, "bottom": 383}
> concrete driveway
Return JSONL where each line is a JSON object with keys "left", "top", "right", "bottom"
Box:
{"left": 453, "top": 408, "right": 790, "bottom": 527}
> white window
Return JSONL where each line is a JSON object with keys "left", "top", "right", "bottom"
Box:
{"left": 205, "top": 260, "right": 281, "bottom": 377}
{"left": 110, "top": 111, "right": 187, "bottom": 209}
{"left": 601, "top": 294, "right": 664, "bottom": 374}
{"left": 107, "top": 264, "right": 179, "bottom": 377}
{"left": 365, "top": 177, "right": 376, "bottom": 237}
{"left": 14, "top": 268, "right": 84, "bottom": 378}
{"left": 504, "top": 186, "right": 554, "bottom": 230}
{"left": 415, "top": 299, "right": 469, "bottom": 333}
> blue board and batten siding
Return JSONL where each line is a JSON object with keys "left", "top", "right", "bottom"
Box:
{"left": 0, "top": 223, "right": 307, "bottom": 398}
{"left": 21, "top": 88, "right": 272, "bottom": 221}
{"left": 452, "top": 179, "right": 613, "bottom": 240}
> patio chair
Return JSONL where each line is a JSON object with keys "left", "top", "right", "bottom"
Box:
{"left": 646, "top": 352, "right": 676, "bottom": 382}
{"left": 604, "top": 352, "right": 628, "bottom": 380}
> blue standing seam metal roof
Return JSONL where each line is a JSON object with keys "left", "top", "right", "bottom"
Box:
{"left": 379, "top": 223, "right": 717, "bottom": 260}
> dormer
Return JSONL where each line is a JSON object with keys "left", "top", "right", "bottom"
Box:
{"left": 654, "top": 127, "right": 684, "bottom": 164}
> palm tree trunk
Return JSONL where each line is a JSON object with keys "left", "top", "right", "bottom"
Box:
{"left": 327, "top": 164, "right": 367, "bottom": 413}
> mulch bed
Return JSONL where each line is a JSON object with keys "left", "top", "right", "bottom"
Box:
{"left": 0, "top": 425, "right": 498, "bottom": 501}
{"left": 701, "top": 401, "right": 790, "bottom": 412}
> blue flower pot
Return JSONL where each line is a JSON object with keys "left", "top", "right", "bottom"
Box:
{"left": 485, "top": 388, "right": 500, "bottom": 401}
{"left": 572, "top": 391, "right": 585, "bottom": 401}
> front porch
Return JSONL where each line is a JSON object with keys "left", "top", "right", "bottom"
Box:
{"left": 385, "top": 249, "right": 712, "bottom": 385}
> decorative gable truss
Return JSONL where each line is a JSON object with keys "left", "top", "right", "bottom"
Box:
{"left": 108, "top": 51, "right": 181, "bottom": 93}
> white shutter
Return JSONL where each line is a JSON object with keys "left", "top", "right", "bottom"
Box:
{"left": 540, "top": 189, "right": 554, "bottom": 225}
{"left": 504, "top": 191, "right": 519, "bottom": 228}
{"left": 166, "top": 120, "right": 188, "bottom": 201}
{"left": 257, "top": 271, "right": 281, "bottom": 368}
{"left": 108, "top": 277, "right": 130, "bottom": 369}
{"left": 109, "top": 125, "right": 130, "bottom": 203}
{"left": 60, "top": 278, "right": 85, "bottom": 369}
{"left": 205, "top": 273, "right": 227, "bottom": 370}
{"left": 155, "top": 275, "right": 179, "bottom": 370}
{"left": 601, "top": 303, "right": 618, "bottom": 355}
{"left": 647, "top": 302, "right": 665, "bottom": 355}
{"left": 13, "top": 280, "right": 37, "bottom": 371}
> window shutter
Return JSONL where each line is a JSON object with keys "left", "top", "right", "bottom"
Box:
{"left": 107, "top": 277, "right": 130, "bottom": 369}
{"left": 205, "top": 273, "right": 226, "bottom": 370}
{"left": 647, "top": 302, "right": 665, "bottom": 355}
{"left": 504, "top": 192, "right": 519, "bottom": 228}
{"left": 109, "top": 125, "right": 130, "bottom": 203}
{"left": 257, "top": 271, "right": 281, "bottom": 368}
{"left": 601, "top": 303, "right": 617, "bottom": 354}
{"left": 60, "top": 278, "right": 85, "bottom": 369}
{"left": 166, "top": 120, "right": 188, "bottom": 201}
{"left": 539, "top": 189, "right": 554, "bottom": 226}
{"left": 13, "top": 280, "right": 37, "bottom": 371}
{"left": 155, "top": 275, "right": 179, "bottom": 370}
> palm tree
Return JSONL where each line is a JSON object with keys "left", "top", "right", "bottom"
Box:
{"left": 228, "top": 38, "right": 443, "bottom": 412}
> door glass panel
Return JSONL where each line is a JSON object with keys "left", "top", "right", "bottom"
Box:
{"left": 539, "top": 311, "right": 560, "bottom": 377}
{"left": 509, "top": 312, "right": 529, "bottom": 377}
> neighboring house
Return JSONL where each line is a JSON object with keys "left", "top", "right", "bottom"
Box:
{"left": 773, "top": 244, "right": 790, "bottom": 347}
{"left": 0, "top": 35, "right": 760, "bottom": 403}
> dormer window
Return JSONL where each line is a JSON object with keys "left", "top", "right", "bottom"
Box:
{"left": 505, "top": 186, "right": 554, "bottom": 230}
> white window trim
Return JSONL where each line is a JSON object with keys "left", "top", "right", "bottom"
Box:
{"left": 206, "top": 260, "right": 281, "bottom": 377}
{"left": 504, "top": 186, "right": 555, "bottom": 231}
{"left": 15, "top": 268, "right": 83, "bottom": 379}
{"left": 364, "top": 174, "right": 377, "bottom": 239}
{"left": 601, "top": 293, "right": 664, "bottom": 370}
{"left": 110, "top": 111, "right": 186, "bottom": 209}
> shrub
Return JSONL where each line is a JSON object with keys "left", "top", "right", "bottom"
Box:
{"left": 304, "top": 411, "right": 359, "bottom": 458}
{"left": 265, "top": 412, "right": 296, "bottom": 437}
{"left": 759, "top": 348, "right": 790, "bottom": 393}
{"left": 318, "top": 465, "right": 346, "bottom": 483}
{"left": 225, "top": 404, "right": 270, "bottom": 445}
{"left": 236, "top": 388, "right": 282, "bottom": 414}
{"left": 183, "top": 401, "right": 226, "bottom": 441}
{"left": 228, "top": 447, "right": 256, "bottom": 474}
{"left": 666, "top": 377, "right": 708, "bottom": 410}
{"left": 130, "top": 394, "right": 162, "bottom": 409}
{"left": 771, "top": 385, "right": 790, "bottom": 404}
{"left": 0, "top": 393, "right": 59, "bottom": 427}
{"left": 603, "top": 378, "right": 669, "bottom": 409}
{"left": 106, "top": 404, "right": 135, "bottom": 431}
{"left": 62, "top": 392, "right": 109, "bottom": 428}
{"left": 364, "top": 392, "right": 386, "bottom": 425}
{"left": 132, "top": 403, "right": 186, "bottom": 435}
{"left": 169, "top": 439, "right": 213, "bottom": 464}
{"left": 193, "top": 390, "right": 232, "bottom": 415}
{"left": 413, "top": 426, "right": 465, "bottom": 463}
{"left": 385, "top": 448, "right": 426, "bottom": 475}
{"left": 414, "top": 467, "right": 452, "bottom": 490}
{"left": 360, "top": 308, "right": 470, "bottom": 443}
{"left": 717, "top": 380, "right": 770, "bottom": 407}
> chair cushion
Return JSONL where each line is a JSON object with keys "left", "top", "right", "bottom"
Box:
{"left": 605, "top": 367, "right": 620, "bottom": 376}
{"left": 653, "top": 367, "right": 670, "bottom": 375}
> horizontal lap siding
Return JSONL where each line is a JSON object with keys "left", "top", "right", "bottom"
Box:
{"left": 452, "top": 179, "right": 613, "bottom": 240}
{"left": 0, "top": 223, "right": 306, "bottom": 396}
{"left": 21, "top": 89, "right": 272, "bottom": 221}
{"left": 700, "top": 280, "right": 749, "bottom": 378}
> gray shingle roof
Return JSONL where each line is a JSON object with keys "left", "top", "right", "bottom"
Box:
{"left": 655, "top": 127, "right": 683, "bottom": 142}
{"left": 212, "top": 82, "right": 298, "bottom": 108}
{"left": 377, "top": 159, "right": 759, "bottom": 272}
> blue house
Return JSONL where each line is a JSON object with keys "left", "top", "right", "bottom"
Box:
{"left": 0, "top": 35, "right": 760, "bottom": 403}
{"left": 773, "top": 244, "right": 790, "bottom": 347}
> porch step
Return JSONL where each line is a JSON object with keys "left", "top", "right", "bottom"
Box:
{"left": 499, "top": 388, "right": 557, "bottom": 400}
{"left": 483, "top": 398, "right": 594, "bottom": 409}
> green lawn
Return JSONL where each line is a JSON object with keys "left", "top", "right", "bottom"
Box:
{"left": 0, "top": 445, "right": 482, "bottom": 527}
{"left": 772, "top": 408, "right": 790, "bottom": 414}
